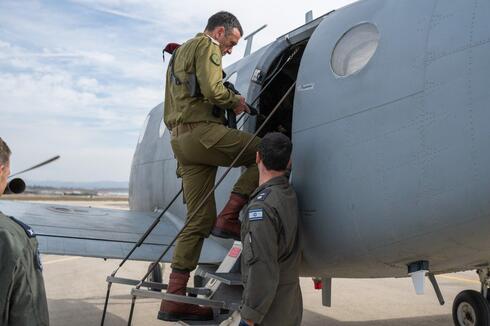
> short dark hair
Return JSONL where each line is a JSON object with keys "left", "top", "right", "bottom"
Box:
{"left": 258, "top": 132, "right": 292, "bottom": 171}
{"left": 0, "top": 138, "right": 11, "bottom": 165}
{"left": 205, "top": 11, "right": 243, "bottom": 37}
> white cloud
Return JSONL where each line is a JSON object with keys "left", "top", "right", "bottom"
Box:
{"left": 77, "top": 4, "right": 167, "bottom": 26}
{"left": 77, "top": 77, "right": 101, "bottom": 92}
{"left": 0, "top": 71, "right": 158, "bottom": 128}
{"left": 0, "top": 0, "right": 357, "bottom": 183}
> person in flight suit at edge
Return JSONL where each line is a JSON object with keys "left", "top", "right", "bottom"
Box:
{"left": 239, "top": 132, "right": 303, "bottom": 326}
{"left": 0, "top": 137, "right": 50, "bottom": 326}
{"left": 158, "top": 11, "right": 260, "bottom": 321}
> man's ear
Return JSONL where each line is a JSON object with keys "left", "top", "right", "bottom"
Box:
{"left": 216, "top": 26, "right": 225, "bottom": 38}
{"left": 255, "top": 152, "right": 261, "bottom": 165}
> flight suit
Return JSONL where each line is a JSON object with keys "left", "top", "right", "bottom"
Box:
{"left": 0, "top": 211, "right": 49, "bottom": 326}
{"left": 240, "top": 176, "right": 303, "bottom": 326}
{"left": 164, "top": 33, "right": 260, "bottom": 271}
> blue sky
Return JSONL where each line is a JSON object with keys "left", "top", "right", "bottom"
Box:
{"left": 0, "top": 0, "right": 355, "bottom": 183}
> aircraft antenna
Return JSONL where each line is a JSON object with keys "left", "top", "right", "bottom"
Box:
{"left": 243, "top": 24, "right": 267, "bottom": 57}
{"left": 305, "top": 10, "right": 313, "bottom": 23}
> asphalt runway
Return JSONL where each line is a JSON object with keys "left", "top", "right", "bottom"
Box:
{"left": 38, "top": 200, "right": 479, "bottom": 325}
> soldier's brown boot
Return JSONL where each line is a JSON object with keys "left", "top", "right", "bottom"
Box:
{"left": 157, "top": 270, "right": 213, "bottom": 321}
{"left": 211, "top": 193, "right": 248, "bottom": 241}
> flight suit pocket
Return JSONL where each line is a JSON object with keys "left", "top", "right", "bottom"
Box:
{"left": 242, "top": 232, "right": 258, "bottom": 265}
{"left": 197, "top": 123, "right": 229, "bottom": 149}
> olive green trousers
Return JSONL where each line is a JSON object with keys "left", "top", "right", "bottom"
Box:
{"left": 170, "top": 122, "right": 260, "bottom": 271}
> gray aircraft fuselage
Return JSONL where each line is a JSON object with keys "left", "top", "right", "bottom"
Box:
{"left": 130, "top": 0, "right": 490, "bottom": 278}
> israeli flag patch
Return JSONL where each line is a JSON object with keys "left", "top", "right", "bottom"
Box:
{"left": 248, "top": 208, "right": 263, "bottom": 221}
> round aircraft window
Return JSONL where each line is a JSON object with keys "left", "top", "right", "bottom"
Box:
{"left": 138, "top": 115, "right": 150, "bottom": 144}
{"left": 159, "top": 118, "right": 167, "bottom": 138}
{"left": 331, "top": 23, "right": 380, "bottom": 77}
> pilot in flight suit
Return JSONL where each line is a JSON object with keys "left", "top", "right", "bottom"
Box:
{"left": 240, "top": 133, "right": 303, "bottom": 326}
{"left": 0, "top": 138, "right": 50, "bottom": 326}
{"left": 159, "top": 12, "right": 260, "bottom": 321}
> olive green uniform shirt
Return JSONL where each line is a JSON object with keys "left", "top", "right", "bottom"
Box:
{"left": 0, "top": 211, "right": 49, "bottom": 326}
{"left": 164, "top": 32, "right": 260, "bottom": 272}
{"left": 240, "top": 176, "right": 303, "bottom": 325}
{"left": 164, "top": 33, "right": 240, "bottom": 129}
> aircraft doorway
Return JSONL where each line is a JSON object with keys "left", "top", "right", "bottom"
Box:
{"left": 254, "top": 43, "right": 307, "bottom": 139}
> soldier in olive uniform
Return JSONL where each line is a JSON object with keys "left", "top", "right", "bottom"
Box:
{"left": 159, "top": 12, "right": 260, "bottom": 321}
{"left": 240, "top": 133, "right": 303, "bottom": 326}
{"left": 0, "top": 138, "right": 50, "bottom": 326}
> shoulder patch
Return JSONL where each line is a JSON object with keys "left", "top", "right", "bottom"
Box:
{"left": 210, "top": 53, "right": 221, "bottom": 66}
{"left": 248, "top": 208, "right": 264, "bottom": 221}
{"left": 7, "top": 215, "right": 36, "bottom": 238}
{"left": 255, "top": 187, "right": 272, "bottom": 201}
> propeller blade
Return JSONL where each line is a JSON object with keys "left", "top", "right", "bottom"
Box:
{"left": 9, "top": 155, "right": 60, "bottom": 178}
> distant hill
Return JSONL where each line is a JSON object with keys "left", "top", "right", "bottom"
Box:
{"left": 26, "top": 180, "right": 128, "bottom": 190}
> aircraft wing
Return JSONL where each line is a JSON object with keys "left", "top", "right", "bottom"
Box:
{"left": 0, "top": 200, "right": 228, "bottom": 264}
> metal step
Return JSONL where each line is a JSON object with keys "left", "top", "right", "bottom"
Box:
{"left": 130, "top": 288, "right": 239, "bottom": 310}
{"left": 106, "top": 276, "right": 212, "bottom": 296}
{"left": 177, "top": 321, "right": 220, "bottom": 326}
{"left": 176, "top": 313, "right": 234, "bottom": 326}
{"left": 205, "top": 272, "right": 242, "bottom": 286}
{"left": 176, "top": 311, "right": 241, "bottom": 326}
{"left": 195, "top": 264, "right": 219, "bottom": 279}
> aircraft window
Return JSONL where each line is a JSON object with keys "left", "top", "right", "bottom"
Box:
{"left": 225, "top": 72, "right": 238, "bottom": 84}
{"left": 331, "top": 23, "right": 379, "bottom": 77}
{"left": 138, "top": 115, "right": 150, "bottom": 144}
{"left": 159, "top": 118, "right": 167, "bottom": 138}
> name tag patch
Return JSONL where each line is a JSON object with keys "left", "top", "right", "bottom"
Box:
{"left": 248, "top": 208, "right": 263, "bottom": 221}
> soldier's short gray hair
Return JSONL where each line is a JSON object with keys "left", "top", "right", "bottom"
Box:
{"left": 0, "top": 138, "right": 11, "bottom": 165}
{"left": 205, "top": 11, "right": 243, "bottom": 37}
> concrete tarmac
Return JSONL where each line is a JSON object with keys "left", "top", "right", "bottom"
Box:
{"left": 38, "top": 200, "right": 479, "bottom": 325}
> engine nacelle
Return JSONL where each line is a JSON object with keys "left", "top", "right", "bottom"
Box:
{"left": 4, "top": 178, "right": 26, "bottom": 194}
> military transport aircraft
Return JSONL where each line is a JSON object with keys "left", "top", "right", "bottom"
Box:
{"left": 1, "top": 0, "right": 490, "bottom": 325}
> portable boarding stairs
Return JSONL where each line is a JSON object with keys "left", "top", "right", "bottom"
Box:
{"left": 104, "top": 241, "right": 245, "bottom": 326}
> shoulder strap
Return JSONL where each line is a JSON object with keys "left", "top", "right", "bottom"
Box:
{"left": 7, "top": 215, "right": 36, "bottom": 238}
{"left": 169, "top": 48, "right": 182, "bottom": 85}
{"left": 253, "top": 187, "right": 272, "bottom": 201}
